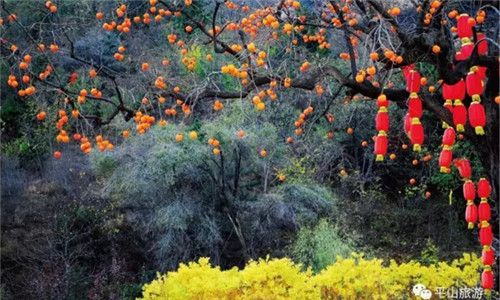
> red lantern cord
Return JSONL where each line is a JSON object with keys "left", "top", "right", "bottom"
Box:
{"left": 374, "top": 95, "right": 389, "bottom": 162}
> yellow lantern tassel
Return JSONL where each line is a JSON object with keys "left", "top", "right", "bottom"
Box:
{"left": 475, "top": 126, "right": 485, "bottom": 135}
{"left": 442, "top": 122, "right": 449, "bottom": 128}
{"left": 376, "top": 154, "right": 384, "bottom": 162}
{"left": 440, "top": 166, "right": 449, "bottom": 173}
{"left": 413, "top": 144, "right": 421, "bottom": 152}
{"left": 468, "top": 222, "right": 474, "bottom": 229}
{"left": 456, "top": 124, "right": 465, "bottom": 132}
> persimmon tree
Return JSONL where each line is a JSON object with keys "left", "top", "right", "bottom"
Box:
{"left": 1, "top": 0, "right": 498, "bottom": 292}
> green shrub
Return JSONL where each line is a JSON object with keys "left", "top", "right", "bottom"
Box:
{"left": 289, "top": 219, "right": 355, "bottom": 272}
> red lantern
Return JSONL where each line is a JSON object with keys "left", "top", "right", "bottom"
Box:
{"left": 481, "top": 269, "right": 494, "bottom": 290}
{"left": 465, "top": 201, "right": 478, "bottom": 229}
{"left": 479, "top": 221, "right": 493, "bottom": 246}
{"left": 408, "top": 93, "right": 422, "bottom": 118}
{"left": 443, "top": 80, "right": 465, "bottom": 100}
{"left": 406, "top": 70, "right": 421, "bottom": 93}
{"left": 454, "top": 158, "right": 472, "bottom": 179}
{"left": 442, "top": 127, "right": 456, "bottom": 147}
{"left": 377, "top": 94, "right": 389, "bottom": 108}
{"left": 402, "top": 64, "right": 415, "bottom": 79}
{"left": 439, "top": 149, "right": 453, "bottom": 173}
{"left": 476, "top": 66, "right": 487, "bottom": 80}
{"left": 374, "top": 132, "right": 388, "bottom": 162}
{"left": 468, "top": 102, "right": 486, "bottom": 135}
{"left": 477, "top": 32, "right": 489, "bottom": 55}
{"left": 457, "top": 14, "right": 473, "bottom": 38}
{"left": 478, "top": 178, "right": 492, "bottom": 199}
{"left": 443, "top": 100, "right": 453, "bottom": 114}
{"left": 452, "top": 100, "right": 467, "bottom": 132}
{"left": 375, "top": 108, "right": 389, "bottom": 132}
{"left": 455, "top": 51, "right": 466, "bottom": 61}
{"left": 482, "top": 246, "right": 495, "bottom": 266}
{"left": 478, "top": 200, "right": 491, "bottom": 222}
{"left": 409, "top": 118, "right": 424, "bottom": 152}
{"left": 460, "top": 43, "right": 474, "bottom": 60}
{"left": 466, "top": 71, "right": 484, "bottom": 98}
{"left": 463, "top": 180, "right": 476, "bottom": 201}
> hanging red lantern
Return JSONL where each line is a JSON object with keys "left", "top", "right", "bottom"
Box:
{"left": 377, "top": 94, "right": 389, "bottom": 108}
{"left": 443, "top": 100, "right": 453, "bottom": 114}
{"left": 478, "top": 201, "right": 491, "bottom": 222}
{"left": 403, "top": 113, "right": 411, "bottom": 137}
{"left": 375, "top": 107, "right": 389, "bottom": 132}
{"left": 460, "top": 42, "right": 474, "bottom": 60}
{"left": 463, "top": 180, "right": 476, "bottom": 201}
{"left": 374, "top": 132, "right": 388, "bottom": 162}
{"left": 465, "top": 201, "right": 478, "bottom": 229}
{"left": 476, "top": 66, "right": 487, "bottom": 80}
{"left": 477, "top": 32, "right": 489, "bottom": 55}
{"left": 442, "top": 127, "right": 456, "bottom": 147}
{"left": 406, "top": 70, "right": 421, "bottom": 93}
{"left": 468, "top": 101, "right": 486, "bottom": 135}
{"left": 439, "top": 149, "right": 453, "bottom": 173}
{"left": 408, "top": 93, "right": 422, "bottom": 118}
{"left": 402, "top": 64, "right": 415, "bottom": 79}
{"left": 454, "top": 158, "right": 472, "bottom": 179}
{"left": 479, "top": 221, "right": 493, "bottom": 246}
{"left": 443, "top": 80, "right": 466, "bottom": 101}
{"left": 466, "top": 70, "right": 484, "bottom": 100}
{"left": 409, "top": 118, "right": 424, "bottom": 152}
{"left": 452, "top": 100, "right": 467, "bottom": 132}
{"left": 457, "top": 14, "right": 474, "bottom": 38}
{"left": 477, "top": 178, "right": 491, "bottom": 199}
{"left": 481, "top": 268, "right": 494, "bottom": 290}
{"left": 482, "top": 246, "right": 495, "bottom": 266}
{"left": 455, "top": 51, "right": 467, "bottom": 61}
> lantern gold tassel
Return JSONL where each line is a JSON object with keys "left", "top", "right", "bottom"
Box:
{"left": 440, "top": 166, "right": 450, "bottom": 173}
{"left": 475, "top": 126, "right": 485, "bottom": 135}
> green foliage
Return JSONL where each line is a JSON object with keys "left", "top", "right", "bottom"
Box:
{"left": 91, "top": 153, "right": 118, "bottom": 178}
{"left": 289, "top": 219, "right": 355, "bottom": 272}
{"left": 419, "top": 239, "right": 440, "bottom": 265}
{"left": 91, "top": 101, "right": 331, "bottom": 269}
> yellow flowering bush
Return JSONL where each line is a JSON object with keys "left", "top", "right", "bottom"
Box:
{"left": 139, "top": 253, "right": 482, "bottom": 300}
